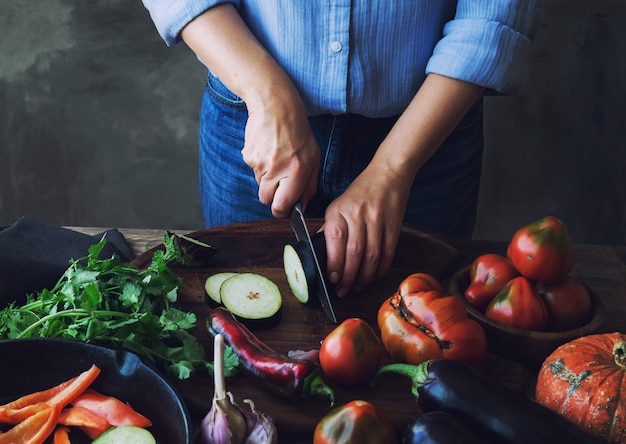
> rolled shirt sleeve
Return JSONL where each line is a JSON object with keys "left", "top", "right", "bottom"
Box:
{"left": 141, "top": 0, "right": 542, "bottom": 115}
{"left": 426, "top": 0, "right": 542, "bottom": 94}
{"left": 142, "top": 0, "right": 240, "bottom": 46}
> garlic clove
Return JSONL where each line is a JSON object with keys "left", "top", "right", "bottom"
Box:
{"left": 200, "top": 398, "right": 236, "bottom": 444}
{"left": 242, "top": 399, "right": 278, "bottom": 444}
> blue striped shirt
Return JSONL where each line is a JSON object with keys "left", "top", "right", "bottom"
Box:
{"left": 142, "top": 0, "right": 541, "bottom": 118}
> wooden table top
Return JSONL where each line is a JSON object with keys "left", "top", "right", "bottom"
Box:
{"left": 72, "top": 225, "right": 625, "bottom": 334}
{"left": 69, "top": 224, "right": 626, "bottom": 442}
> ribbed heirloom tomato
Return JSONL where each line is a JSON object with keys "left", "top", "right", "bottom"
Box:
{"left": 378, "top": 273, "right": 487, "bottom": 366}
{"left": 398, "top": 272, "right": 443, "bottom": 295}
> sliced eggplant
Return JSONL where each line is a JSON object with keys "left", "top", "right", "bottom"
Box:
{"left": 204, "top": 272, "right": 238, "bottom": 306}
{"left": 219, "top": 273, "right": 282, "bottom": 329}
{"left": 283, "top": 231, "right": 326, "bottom": 305}
{"left": 283, "top": 243, "right": 315, "bottom": 304}
{"left": 164, "top": 231, "right": 217, "bottom": 266}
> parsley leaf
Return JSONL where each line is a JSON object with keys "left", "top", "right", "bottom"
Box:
{"left": 0, "top": 236, "right": 238, "bottom": 379}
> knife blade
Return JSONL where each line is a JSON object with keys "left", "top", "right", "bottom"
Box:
{"left": 290, "top": 203, "right": 337, "bottom": 323}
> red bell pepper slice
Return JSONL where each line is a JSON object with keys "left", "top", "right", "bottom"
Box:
{"left": 0, "top": 402, "right": 48, "bottom": 425}
{"left": 71, "top": 389, "right": 151, "bottom": 428}
{"left": 0, "top": 405, "right": 60, "bottom": 444}
{"left": 0, "top": 365, "right": 101, "bottom": 424}
{"left": 59, "top": 406, "right": 112, "bottom": 439}
{"left": 52, "top": 426, "right": 71, "bottom": 444}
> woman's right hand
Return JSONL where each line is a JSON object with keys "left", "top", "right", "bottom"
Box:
{"left": 181, "top": 3, "right": 319, "bottom": 218}
{"left": 241, "top": 89, "right": 320, "bottom": 219}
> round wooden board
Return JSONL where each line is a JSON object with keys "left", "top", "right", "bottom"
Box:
{"left": 131, "top": 220, "right": 530, "bottom": 440}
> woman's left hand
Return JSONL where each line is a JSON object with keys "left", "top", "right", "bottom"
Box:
{"left": 321, "top": 162, "right": 411, "bottom": 297}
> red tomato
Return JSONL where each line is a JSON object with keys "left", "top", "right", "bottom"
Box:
{"left": 464, "top": 254, "right": 520, "bottom": 310}
{"left": 398, "top": 273, "right": 443, "bottom": 296}
{"left": 319, "top": 318, "right": 384, "bottom": 386}
{"left": 536, "top": 275, "right": 592, "bottom": 331}
{"left": 507, "top": 216, "right": 575, "bottom": 283}
{"left": 485, "top": 276, "right": 548, "bottom": 331}
{"left": 313, "top": 400, "right": 397, "bottom": 444}
{"left": 378, "top": 289, "right": 487, "bottom": 367}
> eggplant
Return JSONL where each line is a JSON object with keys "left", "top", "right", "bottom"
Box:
{"left": 403, "top": 411, "right": 491, "bottom": 444}
{"left": 205, "top": 273, "right": 282, "bottom": 330}
{"left": 163, "top": 231, "right": 217, "bottom": 266}
{"left": 204, "top": 272, "right": 238, "bottom": 306}
{"left": 374, "top": 359, "right": 601, "bottom": 444}
{"left": 283, "top": 231, "right": 327, "bottom": 305}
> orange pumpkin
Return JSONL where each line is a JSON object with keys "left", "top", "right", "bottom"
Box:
{"left": 535, "top": 332, "right": 626, "bottom": 443}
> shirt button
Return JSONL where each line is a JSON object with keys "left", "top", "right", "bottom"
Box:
{"left": 330, "top": 41, "right": 343, "bottom": 53}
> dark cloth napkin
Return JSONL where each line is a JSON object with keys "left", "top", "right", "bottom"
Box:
{"left": 0, "top": 216, "right": 135, "bottom": 307}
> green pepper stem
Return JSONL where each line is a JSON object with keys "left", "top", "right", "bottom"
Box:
{"left": 304, "top": 370, "right": 336, "bottom": 406}
{"left": 371, "top": 361, "right": 432, "bottom": 399}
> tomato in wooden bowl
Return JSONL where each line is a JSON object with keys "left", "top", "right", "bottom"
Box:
{"left": 449, "top": 266, "right": 605, "bottom": 370}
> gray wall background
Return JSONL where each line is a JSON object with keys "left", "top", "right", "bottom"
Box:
{"left": 1, "top": 0, "right": 625, "bottom": 245}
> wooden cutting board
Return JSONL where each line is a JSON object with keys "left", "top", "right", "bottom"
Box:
{"left": 131, "top": 220, "right": 530, "bottom": 440}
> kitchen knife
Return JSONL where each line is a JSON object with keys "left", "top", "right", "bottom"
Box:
{"left": 290, "top": 203, "right": 338, "bottom": 323}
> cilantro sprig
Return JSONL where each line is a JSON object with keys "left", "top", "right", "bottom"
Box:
{"left": 0, "top": 237, "right": 238, "bottom": 380}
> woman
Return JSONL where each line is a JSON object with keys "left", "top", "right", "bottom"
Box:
{"left": 142, "top": 1, "right": 541, "bottom": 296}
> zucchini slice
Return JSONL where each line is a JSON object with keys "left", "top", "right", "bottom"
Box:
{"left": 91, "top": 426, "right": 156, "bottom": 444}
{"left": 219, "top": 273, "right": 282, "bottom": 328}
{"left": 205, "top": 272, "right": 238, "bottom": 305}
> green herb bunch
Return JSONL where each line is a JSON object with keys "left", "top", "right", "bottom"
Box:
{"left": 0, "top": 237, "right": 237, "bottom": 379}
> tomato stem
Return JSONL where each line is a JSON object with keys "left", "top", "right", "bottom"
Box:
{"left": 613, "top": 341, "right": 626, "bottom": 370}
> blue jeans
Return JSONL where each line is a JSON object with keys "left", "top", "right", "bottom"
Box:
{"left": 199, "top": 73, "right": 484, "bottom": 239}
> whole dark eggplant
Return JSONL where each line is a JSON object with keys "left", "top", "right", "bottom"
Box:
{"left": 403, "top": 411, "right": 491, "bottom": 444}
{"left": 374, "top": 359, "right": 600, "bottom": 444}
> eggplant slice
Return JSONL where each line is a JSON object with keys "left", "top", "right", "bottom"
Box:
{"left": 204, "top": 272, "right": 238, "bottom": 306}
{"left": 219, "top": 273, "right": 282, "bottom": 329}
{"left": 283, "top": 231, "right": 327, "bottom": 306}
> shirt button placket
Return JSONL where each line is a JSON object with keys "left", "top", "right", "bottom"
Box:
{"left": 330, "top": 41, "right": 343, "bottom": 53}
{"left": 325, "top": 0, "right": 350, "bottom": 113}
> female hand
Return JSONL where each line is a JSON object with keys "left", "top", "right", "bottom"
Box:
{"left": 241, "top": 92, "right": 320, "bottom": 219}
{"left": 321, "top": 74, "right": 486, "bottom": 296}
{"left": 181, "top": 3, "right": 320, "bottom": 218}
{"left": 322, "top": 162, "right": 412, "bottom": 297}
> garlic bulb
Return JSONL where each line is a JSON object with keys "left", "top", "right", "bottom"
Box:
{"left": 200, "top": 334, "right": 277, "bottom": 444}
{"left": 199, "top": 335, "right": 247, "bottom": 444}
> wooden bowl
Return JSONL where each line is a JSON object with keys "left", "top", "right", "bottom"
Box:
{"left": 449, "top": 266, "right": 605, "bottom": 370}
